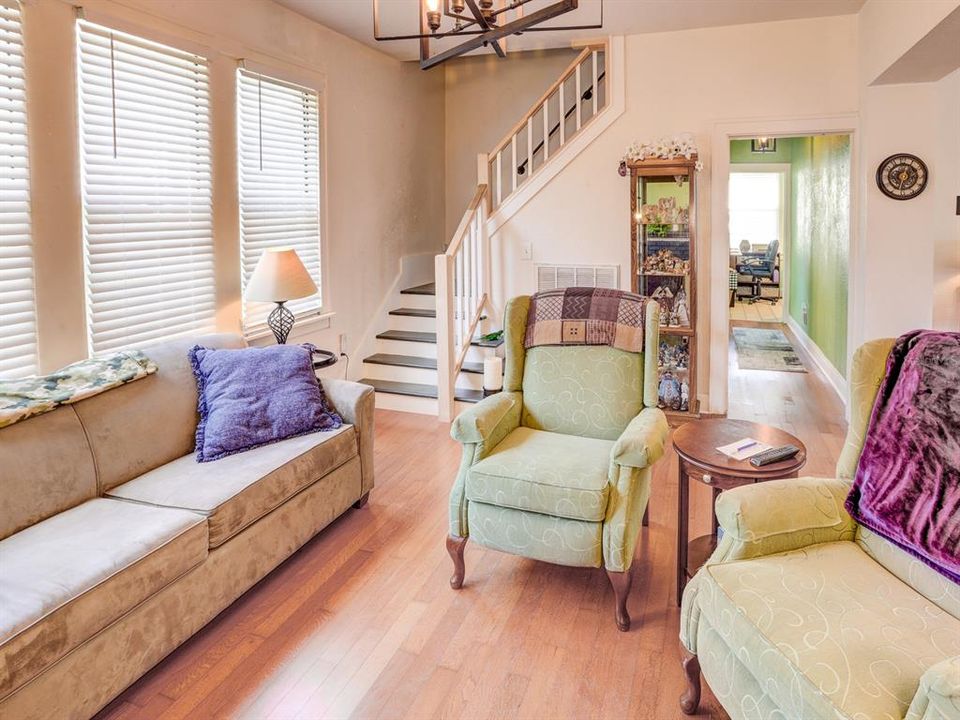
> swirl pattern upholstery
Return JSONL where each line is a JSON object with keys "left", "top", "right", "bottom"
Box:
{"left": 447, "top": 294, "right": 669, "bottom": 629}
{"left": 680, "top": 338, "right": 960, "bottom": 720}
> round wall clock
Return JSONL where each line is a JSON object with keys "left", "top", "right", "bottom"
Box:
{"left": 876, "top": 153, "right": 928, "bottom": 200}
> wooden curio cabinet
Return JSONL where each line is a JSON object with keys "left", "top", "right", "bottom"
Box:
{"left": 629, "top": 156, "right": 699, "bottom": 419}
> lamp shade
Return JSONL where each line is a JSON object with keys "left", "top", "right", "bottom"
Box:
{"left": 245, "top": 248, "right": 318, "bottom": 302}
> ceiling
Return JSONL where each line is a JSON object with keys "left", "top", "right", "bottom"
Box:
{"left": 275, "top": 0, "right": 866, "bottom": 63}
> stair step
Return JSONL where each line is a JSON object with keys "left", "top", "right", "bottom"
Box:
{"left": 400, "top": 282, "right": 435, "bottom": 296}
{"left": 359, "top": 378, "right": 483, "bottom": 403}
{"left": 389, "top": 307, "right": 436, "bottom": 318}
{"left": 363, "top": 353, "right": 483, "bottom": 374}
{"left": 375, "top": 329, "right": 504, "bottom": 348}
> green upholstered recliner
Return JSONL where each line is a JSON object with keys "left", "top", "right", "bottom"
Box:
{"left": 679, "top": 339, "right": 960, "bottom": 720}
{"left": 446, "top": 295, "right": 669, "bottom": 631}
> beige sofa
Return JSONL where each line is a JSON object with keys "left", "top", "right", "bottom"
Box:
{"left": 0, "top": 334, "right": 375, "bottom": 720}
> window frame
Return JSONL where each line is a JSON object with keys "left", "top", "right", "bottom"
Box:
{"left": 236, "top": 59, "right": 329, "bottom": 342}
{"left": 76, "top": 17, "right": 217, "bottom": 355}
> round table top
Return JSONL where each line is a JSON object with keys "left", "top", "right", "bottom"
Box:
{"left": 672, "top": 418, "right": 807, "bottom": 479}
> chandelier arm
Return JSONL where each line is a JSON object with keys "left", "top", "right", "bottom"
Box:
{"left": 420, "top": 0, "right": 576, "bottom": 69}
{"left": 463, "top": 0, "right": 506, "bottom": 58}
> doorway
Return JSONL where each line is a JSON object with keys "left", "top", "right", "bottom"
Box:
{"left": 726, "top": 134, "right": 853, "bottom": 413}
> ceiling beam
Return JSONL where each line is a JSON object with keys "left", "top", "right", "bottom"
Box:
{"left": 420, "top": 0, "right": 577, "bottom": 69}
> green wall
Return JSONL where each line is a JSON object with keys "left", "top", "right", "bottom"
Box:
{"left": 788, "top": 135, "right": 851, "bottom": 377}
{"left": 730, "top": 138, "right": 794, "bottom": 164}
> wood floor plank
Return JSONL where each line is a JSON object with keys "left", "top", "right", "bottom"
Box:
{"left": 94, "top": 325, "right": 846, "bottom": 720}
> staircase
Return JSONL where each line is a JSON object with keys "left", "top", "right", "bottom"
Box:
{"left": 358, "top": 282, "right": 503, "bottom": 415}
{"left": 360, "top": 39, "right": 620, "bottom": 419}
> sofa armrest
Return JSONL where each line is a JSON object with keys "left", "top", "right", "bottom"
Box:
{"left": 611, "top": 407, "right": 669, "bottom": 469}
{"left": 321, "top": 378, "right": 375, "bottom": 495}
{"left": 710, "top": 476, "right": 857, "bottom": 563}
{"left": 907, "top": 656, "right": 960, "bottom": 720}
{"left": 450, "top": 391, "right": 521, "bottom": 447}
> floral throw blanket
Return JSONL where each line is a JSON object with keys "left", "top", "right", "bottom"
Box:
{"left": 0, "top": 351, "right": 158, "bottom": 429}
{"left": 845, "top": 330, "right": 960, "bottom": 584}
{"left": 524, "top": 287, "right": 649, "bottom": 354}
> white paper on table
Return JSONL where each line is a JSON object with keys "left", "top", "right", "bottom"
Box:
{"left": 716, "top": 438, "right": 772, "bottom": 461}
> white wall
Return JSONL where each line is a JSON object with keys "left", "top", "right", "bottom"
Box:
{"left": 487, "top": 16, "right": 860, "bottom": 411}
{"left": 854, "top": 1, "right": 960, "bottom": 343}
{"left": 933, "top": 69, "right": 960, "bottom": 330}
{"left": 443, "top": 48, "right": 579, "bottom": 240}
{"left": 22, "top": 0, "right": 445, "bottom": 372}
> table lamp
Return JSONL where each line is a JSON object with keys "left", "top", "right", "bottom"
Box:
{"left": 245, "top": 248, "right": 318, "bottom": 344}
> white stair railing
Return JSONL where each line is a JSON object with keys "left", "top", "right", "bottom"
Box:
{"left": 435, "top": 155, "right": 490, "bottom": 422}
{"left": 435, "top": 40, "right": 610, "bottom": 421}
{"left": 488, "top": 42, "right": 607, "bottom": 211}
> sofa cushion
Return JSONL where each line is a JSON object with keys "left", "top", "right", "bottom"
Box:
{"left": 466, "top": 427, "right": 612, "bottom": 522}
{"left": 72, "top": 333, "right": 245, "bottom": 492}
{"left": 698, "top": 541, "right": 960, "bottom": 720}
{"left": 106, "top": 425, "right": 357, "bottom": 547}
{"left": 0, "top": 406, "right": 97, "bottom": 541}
{"left": 0, "top": 498, "right": 207, "bottom": 699}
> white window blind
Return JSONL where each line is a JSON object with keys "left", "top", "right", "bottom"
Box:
{"left": 78, "top": 21, "right": 214, "bottom": 353}
{"left": 238, "top": 69, "right": 321, "bottom": 332}
{"left": 0, "top": 2, "right": 36, "bottom": 378}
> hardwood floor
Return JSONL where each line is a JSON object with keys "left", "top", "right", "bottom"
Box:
{"left": 95, "top": 324, "right": 846, "bottom": 720}
{"left": 728, "top": 297, "right": 782, "bottom": 323}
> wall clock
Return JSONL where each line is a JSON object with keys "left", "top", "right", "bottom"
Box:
{"left": 876, "top": 153, "right": 928, "bottom": 200}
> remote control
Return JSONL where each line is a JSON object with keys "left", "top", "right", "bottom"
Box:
{"left": 749, "top": 444, "right": 800, "bottom": 467}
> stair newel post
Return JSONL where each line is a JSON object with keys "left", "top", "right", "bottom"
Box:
{"left": 435, "top": 252, "right": 456, "bottom": 423}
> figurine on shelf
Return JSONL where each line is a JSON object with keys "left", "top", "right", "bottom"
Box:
{"left": 641, "top": 204, "right": 659, "bottom": 224}
{"left": 680, "top": 380, "right": 690, "bottom": 412}
{"left": 658, "top": 197, "right": 678, "bottom": 224}
{"left": 678, "top": 207, "right": 690, "bottom": 224}
{"left": 650, "top": 286, "right": 674, "bottom": 325}
{"left": 659, "top": 372, "right": 682, "bottom": 411}
{"left": 643, "top": 249, "right": 690, "bottom": 274}
{"left": 673, "top": 287, "right": 690, "bottom": 327}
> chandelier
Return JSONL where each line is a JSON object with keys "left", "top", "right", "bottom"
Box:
{"left": 373, "top": 0, "right": 603, "bottom": 70}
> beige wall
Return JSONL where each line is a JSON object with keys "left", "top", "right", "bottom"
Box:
{"left": 443, "top": 49, "right": 579, "bottom": 239}
{"left": 21, "top": 0, "right": 445, "bottom": 371}
{"left": 933, "top": 68, "right": 960, "bottom": 331}
{"left": 486, "top": 15, "right": 860, "bottom": 411}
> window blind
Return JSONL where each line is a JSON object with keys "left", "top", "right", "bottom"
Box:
{"left": 0, "top": 3, "right": 36, "bottom": 378}
{"left": 238, "top": 69, "right": 321, "bottom": 332}
{"left": 78, "top": 21, "right": 214, "bottom": 353}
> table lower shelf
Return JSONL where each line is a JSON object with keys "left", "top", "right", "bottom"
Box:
{"left": 685, "top": 534, "right": 718, "bottom": 580}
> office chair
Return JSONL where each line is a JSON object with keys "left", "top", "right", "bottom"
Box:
{"left": 736, "top": 239, "right": 779, "bottom": 304}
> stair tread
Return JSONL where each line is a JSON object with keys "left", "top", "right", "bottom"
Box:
{"left": 376, "top": 329, "right": 504, "bottom": 348}
{"left": 359, "top": 378, "right": 482, "bottom": 403}
{"left": 363, "top": 353, "right": 483, "bottom": 374}
{"left": 389, "top": 307, "right": 436, "bottom": 318}
{"left": 400, "top": 282, "right": 436, "bottom": 296}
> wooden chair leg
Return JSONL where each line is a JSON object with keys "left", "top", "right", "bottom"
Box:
{"left": 679, "top": 645, "right": 701, "bottom": 714}
{"left": 353, "top": 492, "right": 369, "bottom": 509}
{"left": 606, "top": 569, "right": 632, "bottom": 632}
{"left": 446, "top": 535, "right": 468, "bottom": 589}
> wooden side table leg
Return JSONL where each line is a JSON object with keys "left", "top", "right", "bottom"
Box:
{"left": 642, "top": 505, "right": 649, "bottom": 527}
{"left": 710, "top": 486, "right": 719, "bottom": 537}
{"left": 676, "top": 458, "right": 689, "bottom": 606}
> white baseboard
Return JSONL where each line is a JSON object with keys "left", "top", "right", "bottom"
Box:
{"left": 784, "top": 314, "right": 847, "bottom": 405}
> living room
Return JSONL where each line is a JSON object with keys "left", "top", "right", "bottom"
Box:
{"left": 0, "top": 1, "right": 958, "bottom": 719}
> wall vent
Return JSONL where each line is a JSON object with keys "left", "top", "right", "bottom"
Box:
{"left": 536, "top": 264, "right": 619, "bottom": 292}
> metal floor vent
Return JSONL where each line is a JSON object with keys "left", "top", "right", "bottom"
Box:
{"left": 536, "top": 264, "right": 619, "bottom": 291}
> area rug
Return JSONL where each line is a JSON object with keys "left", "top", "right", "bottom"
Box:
{"left": 732, "top": 327, "right": 806, "bottom": 372}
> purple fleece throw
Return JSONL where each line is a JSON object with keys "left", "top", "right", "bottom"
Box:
{"left": 189, "top": 343, "right": 342, "bottom": 462}
{"left": 845, "top": 330, "right": 960, "bottom": 584}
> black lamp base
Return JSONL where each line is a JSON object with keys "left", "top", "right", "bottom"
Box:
{"left": 268, "top": 302, "right": 295, "bottom": 344}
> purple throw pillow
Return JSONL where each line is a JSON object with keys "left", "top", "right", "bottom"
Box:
{"left": 189, "top": 343, "right": 342, "bottom": 462}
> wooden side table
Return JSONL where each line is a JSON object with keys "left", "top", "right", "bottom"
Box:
{"left": 673, "top": 418, "right": 807, "bottom": 605}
